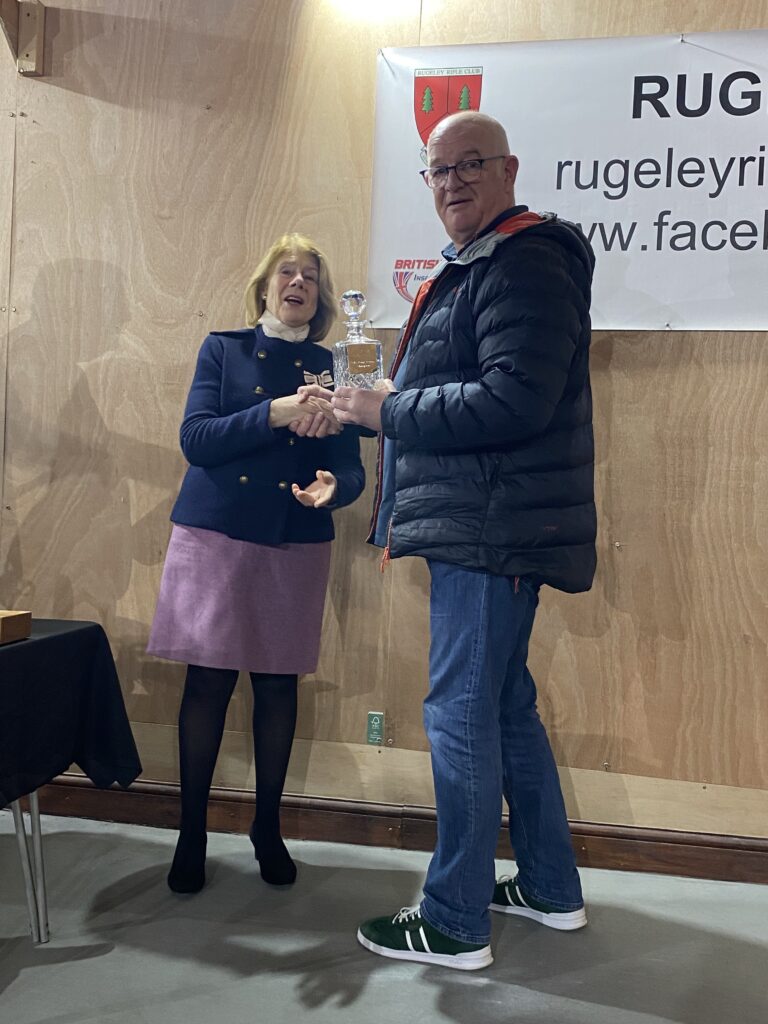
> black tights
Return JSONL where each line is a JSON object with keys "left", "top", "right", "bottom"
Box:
{"left": 167, "top": 664, "right": 298, "bottom": 892}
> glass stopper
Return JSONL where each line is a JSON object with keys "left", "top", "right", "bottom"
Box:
{"left": 340, "top": 290, "right": 366, "bottom": 321}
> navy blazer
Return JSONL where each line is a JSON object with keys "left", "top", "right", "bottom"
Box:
{"left": 171, "top": 327, "right": 365, "bottom": 544}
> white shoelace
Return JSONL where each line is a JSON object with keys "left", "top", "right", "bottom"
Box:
{"left": 392, "top": 905, "right": 421, "bottom": 924}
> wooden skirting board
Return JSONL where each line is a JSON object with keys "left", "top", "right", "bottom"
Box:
{"left": 36, "top": 774, "right": 768, "bottom": 885}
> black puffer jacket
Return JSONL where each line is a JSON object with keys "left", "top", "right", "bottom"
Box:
{"left": 378, "top": 211, "right": 596, "bottom": 593}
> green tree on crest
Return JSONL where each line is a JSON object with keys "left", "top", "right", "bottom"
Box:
{"left": 422, "top": 86, "right": 434, "bottom": 113}
{"left": 458, "top": 84, "right": 471, "bottom": 110}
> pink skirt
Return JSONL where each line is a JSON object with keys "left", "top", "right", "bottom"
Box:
{"left": 147, "top": 525, "right": 332, "bottom": 674}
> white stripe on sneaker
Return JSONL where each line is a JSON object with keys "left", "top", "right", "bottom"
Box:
{"left": 504, "top": 880, "right": 517, "bottom": 907}
{"left": 490, "top": 878, "right": 587, "bottom": 930}
{"left": 357, "top": 929, "right": 493, "bottom": 971}
{"left": 515, "top": 882, "right": 532, "bottom": 909}
{"left": 405, "top": 931, "right": 415, "bottom": 953}
{"left": 419, "top": 927, "right": 431, "bottom": 953}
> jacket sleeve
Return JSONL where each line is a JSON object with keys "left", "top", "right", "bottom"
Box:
{"left": 322, "top": 426, "right": 366, "bottom": 510}
{"left": 179, "top": 335, "right": 276, "bottom": 467}
{"left": 380, "top": 238, "right": 586, "bottom": 449}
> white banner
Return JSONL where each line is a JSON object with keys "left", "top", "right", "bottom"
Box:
{"left": 367, "top": 31, "right": 768, "bottom": 330}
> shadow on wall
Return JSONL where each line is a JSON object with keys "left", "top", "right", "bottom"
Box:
{"left": 0, "top": 257, "right": 188, "bottom": 722}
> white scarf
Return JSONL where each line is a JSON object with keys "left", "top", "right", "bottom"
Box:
{"left": 257, "top": 310, "right": 310, "bottom": 342}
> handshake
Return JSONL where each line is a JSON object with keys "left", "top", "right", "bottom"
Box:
{"left": 267, "top": 379, "right": 396, "bottom": 437}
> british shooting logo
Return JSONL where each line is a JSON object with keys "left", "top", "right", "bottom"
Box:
{"left": 414, "top": 66, "right": 483, "bottom": 144}
{"left": 392, "top": 258, "right": 440, "bottom": 303}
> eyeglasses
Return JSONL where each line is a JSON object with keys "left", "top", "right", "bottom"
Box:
{"left": 419, "top": 155, "right": 507, "bottom": 189}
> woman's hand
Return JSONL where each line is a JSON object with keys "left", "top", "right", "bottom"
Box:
{"left": 268, "top": 394, "right": 313, "bottom": 429}
{"left": 270, "top": 391, "right": 341, "bottom": 436}
{"left": 290, "top": 384, "right": 341, "bottom": 437}
{"left": 288, "top": 407, "right": 341, "bottom": 438}
{"left": 297, "top": 384, "right": 336, "bottom": 404}
{"left": 291, "top": 470, "right": 337, "bottom": 508}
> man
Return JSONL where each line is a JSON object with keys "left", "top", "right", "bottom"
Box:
{"left": 305, "top": 111, "right": 596, "bottom": 971}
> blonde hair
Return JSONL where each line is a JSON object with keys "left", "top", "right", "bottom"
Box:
{"left": 244, "top": 233, "right": 337, "bottom": 342}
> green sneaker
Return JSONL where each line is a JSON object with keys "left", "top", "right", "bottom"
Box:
{"left": 357, "top": 905, "right": 493, "bottom": 970}
{"left": 490, "top": 875, "right": 587, "bottom": 931}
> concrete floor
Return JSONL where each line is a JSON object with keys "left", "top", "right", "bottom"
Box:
{"left": 1, "top": 811, "right": 766, "bottom": 1024}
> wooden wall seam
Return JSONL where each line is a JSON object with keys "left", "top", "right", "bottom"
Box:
{"left": 0, "top": 61, "right": 17, "bottom": 540}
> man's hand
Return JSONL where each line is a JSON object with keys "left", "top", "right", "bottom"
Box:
{"left": 288, "top": 410, "right": 341, "bottom": 438}
{"left": 290, "top": 385, "right": 341, "bottom": 437}
{"left": 274, "top": 386, "right": 340, "bottom": 437}
{"left": 291, "top": 470, "right": 337, "bottom": 508}
{"left": 297, "top": 384, "right": 335, "bottom": 404}
{"left": 331, "top": 385, "right": 392, "bottom": 432}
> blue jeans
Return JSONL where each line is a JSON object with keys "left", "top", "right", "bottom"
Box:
{"left": 420, "top": 560, "right": 583, "bottom": 944}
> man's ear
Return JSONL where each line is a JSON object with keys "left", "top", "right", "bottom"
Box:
{"left": 505, "top": 154, "right": 520, "bottom": 188}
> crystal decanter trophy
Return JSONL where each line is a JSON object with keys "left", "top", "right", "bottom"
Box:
{"left": 332, "top": 290, "right": 383, "bottom": 389}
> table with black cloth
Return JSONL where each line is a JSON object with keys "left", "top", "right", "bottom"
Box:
{"left": 0, "top": 619, "right": 142, "bottom": 942}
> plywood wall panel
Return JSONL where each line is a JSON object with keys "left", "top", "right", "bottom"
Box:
{"left": 1, "top": 1, "right": 766, "bottom": 824}
{"left": 550, "top": 329, "right": 768, "bottom": 788}
{"left": 420, "top": 0, "right": 768, "bottom": 45}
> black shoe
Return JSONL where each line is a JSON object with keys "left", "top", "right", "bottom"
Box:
{"left": 167, "top": 832, "right": 207, "bottom": 894}
{"left": 490, "top": 875, "right": 587, "bottom": 930}
{"left": 357, "top": 905, "right": 493, "bottom": 970}
{"left": 249, "top": 822, "right": 296, "bottom": 886}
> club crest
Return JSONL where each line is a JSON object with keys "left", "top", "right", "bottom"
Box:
{"left": 414, "top": 67, "right": 483, "bottom": 145}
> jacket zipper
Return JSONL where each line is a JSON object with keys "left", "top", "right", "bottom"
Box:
{"left": 365, "top": 275, "right": 439, "bottom": 554}
{"left": 379, "top": 517, "right": 393, "bottom": 573}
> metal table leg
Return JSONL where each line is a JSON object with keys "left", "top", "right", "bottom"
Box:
{"left": 29, "top": 791, "right": 49, "bottom": 943}
{"left": 11, "top": 800, "right": 41, "bottom": 944}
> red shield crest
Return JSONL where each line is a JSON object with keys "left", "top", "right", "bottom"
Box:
{"left": 413, "top": 67, "right": 483, "bottom": 145}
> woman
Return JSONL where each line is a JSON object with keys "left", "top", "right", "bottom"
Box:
{"left": 147, "top": 233, "right": 363, "bottom": 893}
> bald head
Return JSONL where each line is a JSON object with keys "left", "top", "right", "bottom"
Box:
{"left": 424, "top": 111, "right": 519, "bottom": 248}
{"left": 427, "top": 111, "right": 510, "bottom": 161}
